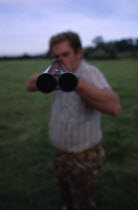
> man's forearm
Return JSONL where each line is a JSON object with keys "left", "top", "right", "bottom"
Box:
{"left": 75, "top": 78, "right": 121, "bottom": 116}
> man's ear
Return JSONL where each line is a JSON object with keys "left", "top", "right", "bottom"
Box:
{"left": 76, "top": 48, "right": 83, "bottom": 58}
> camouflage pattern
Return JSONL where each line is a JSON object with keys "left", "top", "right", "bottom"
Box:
{"left": 54, "top": 144, "right": 105, "bottom": 210}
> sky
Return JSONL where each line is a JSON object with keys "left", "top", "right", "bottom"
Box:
{"left": 0, "top": 0, "right": 138, "bottom": 56}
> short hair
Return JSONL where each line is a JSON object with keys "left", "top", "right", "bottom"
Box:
{"left": 49, "top": 31, "right": 82, "bottom": 52}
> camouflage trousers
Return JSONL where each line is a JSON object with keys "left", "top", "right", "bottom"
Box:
{"left": 54, "top": 144, "right": 105, "bottom": 210}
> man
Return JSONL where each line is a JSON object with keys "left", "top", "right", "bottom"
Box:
{"left": 26, "top": 31, "right": 121, "bottom": 210}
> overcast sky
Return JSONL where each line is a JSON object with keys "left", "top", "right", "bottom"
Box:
{"left": 0, "top": 0, "right": 138, "bottom": 56}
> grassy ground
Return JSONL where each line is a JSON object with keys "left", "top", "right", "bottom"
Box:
{"left": 0, "top": 59, "right": 138, "bottom": 210}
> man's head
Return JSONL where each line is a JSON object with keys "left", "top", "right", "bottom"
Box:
{"left": 49, "top": 31, "right": 83, "bottom": 71}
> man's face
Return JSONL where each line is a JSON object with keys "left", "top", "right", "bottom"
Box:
{"left": 51, "top": 40, "right": 82, "bottom": 71}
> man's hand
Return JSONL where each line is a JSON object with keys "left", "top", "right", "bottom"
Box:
{"left": 75, "top": 78, "right": 121, "bottom": 116}
{"left": 26, "top": 74, "right": 40, "bottom": 92}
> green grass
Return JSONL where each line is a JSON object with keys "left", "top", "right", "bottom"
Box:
{"left": 0, "top": 59, "right": 138, "bottom": 210}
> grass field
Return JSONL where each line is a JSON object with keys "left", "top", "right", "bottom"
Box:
{"left": 0, "top": 59, "right": 138, "bottom": 210}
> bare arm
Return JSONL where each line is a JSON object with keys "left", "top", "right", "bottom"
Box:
{"left": 26, "top": 74, "right": 40, "bottom": 92}
{"left": 75, "top": 78, "right": 121, "bottom": 116}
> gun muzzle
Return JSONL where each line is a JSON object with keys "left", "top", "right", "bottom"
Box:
{"left": 36, "top": 73, "right": 57, "bottom": 93}
{"left": 59, "top": 72, "right": 78, "bottom": 92}
{"left": 36, "top": 60, "right": 78, "bottom": 93}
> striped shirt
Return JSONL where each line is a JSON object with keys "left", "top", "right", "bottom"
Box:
{"left": 49, "top": 60, "right": 111, "bottom": 152}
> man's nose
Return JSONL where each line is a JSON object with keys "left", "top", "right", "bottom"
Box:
{"left": 58, "top": 56, "right": 65, "bottom": 63}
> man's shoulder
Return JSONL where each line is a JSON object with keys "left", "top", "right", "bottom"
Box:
{"left": 81, "top": 60, "right": 101, "bottom": 74}
{"left": 78, "top": 60, "right": 111, "bottom": 89}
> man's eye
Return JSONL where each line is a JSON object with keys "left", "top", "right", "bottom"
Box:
{"left": 53, "top": 52, "right": 70, "bottom": 58}
{"left": 55, "top": 55, "right": 59, "bottom": 59}
{"left": 62, "top": 52, "right": 69, "bottom": 57}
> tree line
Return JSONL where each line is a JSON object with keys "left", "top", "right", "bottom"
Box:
{"left": 1, "top": 36, "right": 138, "bottom": 61}
{"left": 83, "top": 36, "right": 138, "bottom": 60}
